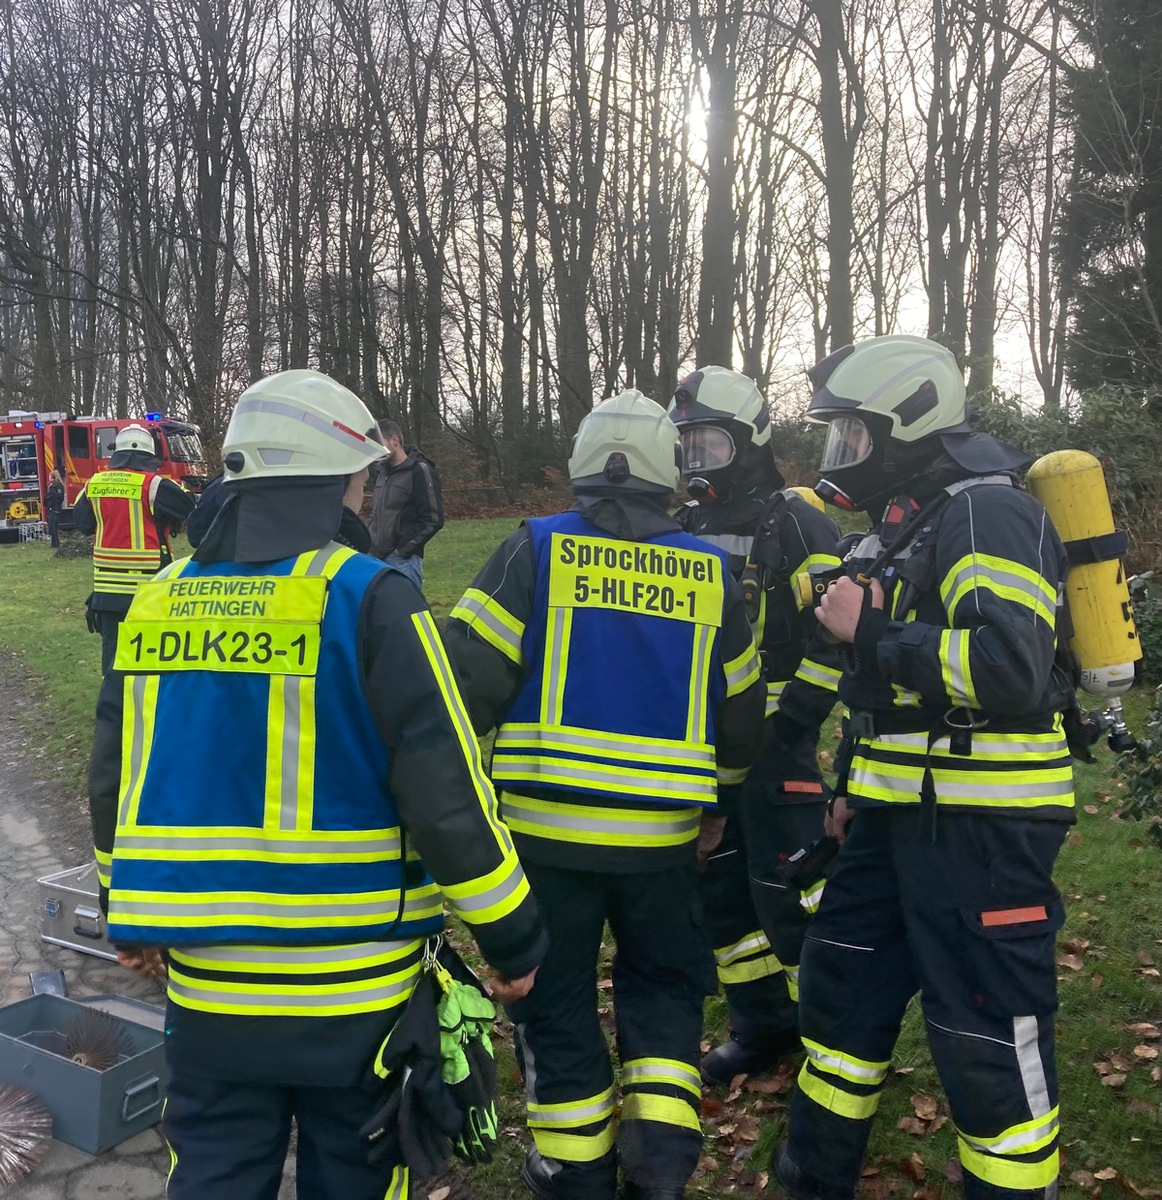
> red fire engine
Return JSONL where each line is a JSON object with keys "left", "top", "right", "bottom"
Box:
{"left": 0, "top": 411, "right": 207, "bottom": 541}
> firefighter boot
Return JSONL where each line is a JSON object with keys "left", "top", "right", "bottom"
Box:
{"left": 700, "top": 1029, "right": 800, "bottom": 1086}
{"left": 771, "top": 1142, "right": 851, "bottom": 1200}
{"left": 523, "top": 1150, "right": 564, "bottom": 1199}
{"left": 620, "top": 1182, "right": 686, "bottom": 1200}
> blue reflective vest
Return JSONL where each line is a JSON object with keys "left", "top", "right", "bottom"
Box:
{"left": 490, "top": 511, "right": 731, "bottom": 809}
{"left": 106, "top": 541, "right": 443, "bottom": 946}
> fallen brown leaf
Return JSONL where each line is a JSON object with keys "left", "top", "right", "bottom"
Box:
{"left": 597, "top": 979, "right": 613, "bottom": 990}
{"left": 929, "top": 1114, "right": 948, "bottom": 1133}
{"left": 700, "top": 1096, "right": 725, "bottom": 1120}
{"left": 718, "top": 1123, "right": 737, "bottom": 1138}
{"left": 942, "top": 1160, "right": 964, "bottom": 1183}
{"left": 428, "top": 1188, "right": 451, "bottom": 1200}
{"left": 911, "top": 1092, "right": 938, "bottom": 1121}
{"left": 1071, "top": 1170, "right": 1096, "bottom": 1187}
{"left": 1133, "top": 1043, "right": 1159, "bottom": 1060}
{"left": 1094, "top": 1167, "right": 1117, "bottom": 1181}
{"left": 1093, "top": 1060, "right": 1113, "bottom": 1076}
{"left": 1121, "top": 1022, "right": 1160, "bottom": 1040}
{"left": 1061, "top": 936, "right": 1091, "bottom": 954}
{"left": 1090, "top": 972, "right": 1105, "bottom": 990}
{"left": 894, "top": 1066, "right": 914, "bottom": 1076}
{"left": 1083, "top": 804, "right": 1099, "bottom": 814}
{"left": 1135, "top": 967, "right": 1161, "bottom": 979}
{"left": 1124, "top": 1098, "right": 1156, "bottom": 1116}
{"left": 1100, "top": 1073, "right": 1127, "bottom": 1088}
{"left": 897, "top": 1116, "right": 929, "bottom": 1136}
{"left": 734, "top": 1115, "right": 761, "bottom": 1143}
{"left": 908, "top": 1151, "right": 925, "bottom": 1181}
{"left": 1136, "top": 952, "right": 1156, "bottom": 967}
{"left": 695, "top": 1154, "right": 718, "bottom": 1175}
{"left": 1153, "top": 1066, "right": 1162, "bottom": 1083}
{"left": 1057, "top": 953, "right": 1085, "bottom": 971}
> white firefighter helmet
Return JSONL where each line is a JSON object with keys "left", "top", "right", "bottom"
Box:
{"left": 222, "top": 370, "right": 386, "bottom": 481}
{"left": 114, "top": 424, "right": 155, "bottom": 454}
{"left": 568, "top": 390, "right": 682, "bottom": 493}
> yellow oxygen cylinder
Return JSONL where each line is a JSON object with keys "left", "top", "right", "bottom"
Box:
{"left": 788, "top": 486, "right": 826, "bottom": 513}
{"left": 1026, "top": 450, "right": 1140, "bottom": 700}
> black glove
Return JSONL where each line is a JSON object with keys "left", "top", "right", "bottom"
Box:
{"left": 86, "top": 606, "right": 101, "bottom": 634}
{"left": 362, "top": 973, "right": 461, "bottom": 1179}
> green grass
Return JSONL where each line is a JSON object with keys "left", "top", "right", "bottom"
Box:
{"left": 1, "top": 519, "right": 1159, "bottom": 1195}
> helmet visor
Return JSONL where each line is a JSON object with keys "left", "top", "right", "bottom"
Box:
{"left": 680, "top": 426, "right": 736, "bottom": 474}
{"left": 820, "top": 416, "right": 873, "bottom": 472}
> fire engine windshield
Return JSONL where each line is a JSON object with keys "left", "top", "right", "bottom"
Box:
{"left": 163, "top": 428, "right": 204, "bottom": 463}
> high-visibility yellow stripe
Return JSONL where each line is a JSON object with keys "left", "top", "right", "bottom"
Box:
{"left": 440, "top": 853, "right": 531, "bottom": 926}
{"left": 531, "top": 1122, "right": 617, "bottom": 1162}
{"left": 959, "top": 1107, "right": 1059, "bottom": 1155}
{"left": 528, "top": 1087, "right": 615, "bottom": 1128}
{"left": 496, "top": 725, "right": 714, "bottom": 767}
{"left": 802, "top": 1039, "right": 889, "bottom": 1085}
{"left": 94, "top": 846, "right": 113, "bottom": 890}
{"left": 722, "top": 641, "right": 761, "bottom": 698}
{"left": 293, "top": 676, "right": 316, "bottom": 831}
{"left": 798, "top": 1062, "right": 881, "bottom": 1119}
{"left": 958, "top": 1139, "right": 1058, "bottom": 1189}
{"left": 620, "top": 1092, "right": 700, "bottom": 1132}
{"left": 715, "top": 930, "right": 772, "bottom": 967}
{"left": 717, "top": 764, "right": 749, "bottom": 787}
{"left": 686, "top": 624, "right": 713, "bottom": 742}
{"left": 501, "top": 793, "right": 701, "bottom": 848}
{"left": 939, "top": 629, "right": 978, "bottom": 708}
{"left": 451, "top": 589, "right": 525, "bottom": 665}
{"left": 411, "top": 611, "right": 514, "bottom": 853}
{"left": 795, "top": 658, "right": 842, "bottom": 691}
{"left": 621, "top": 1058, "right": 701, "bottom": 1098}
{"left": 718, "top": 954, "right": 784, "bottom": 985}
{"left": 941, "top": 552, "right": 1057, "bottom": 626}
{"left": 119, "top": 674, "right": 159, "bottom": 830}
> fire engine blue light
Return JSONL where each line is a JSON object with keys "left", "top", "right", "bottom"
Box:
{"left": 145, "top": 411, "right": 162, "bottom": 421}
{"left": 34, "top": 421, "right": 42, "bottom": 428}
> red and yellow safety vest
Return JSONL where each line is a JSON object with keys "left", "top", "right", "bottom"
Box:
{"left": 85, "top": 470, "right": 168, "bottom": 596}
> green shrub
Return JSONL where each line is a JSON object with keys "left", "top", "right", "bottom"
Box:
{"left": 1116, "top": 683, "right": 1162, "bottom": 849}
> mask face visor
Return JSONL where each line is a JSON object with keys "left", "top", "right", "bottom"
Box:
{"left": 820, "top": 416, "right": 873, "bottom": 472}
{"left": 679, "top": 425, "right": 736, "bottom": 474}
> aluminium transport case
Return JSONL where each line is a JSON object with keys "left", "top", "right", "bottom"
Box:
{"left": 38, "top": 861, "right": 117, "bottom": 961}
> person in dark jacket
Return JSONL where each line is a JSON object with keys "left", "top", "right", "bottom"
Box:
{"left": 446, "top": 391, "right": 766, "bottom": 1200}
{"left": 369, "top": 420, "right": 444, "bottom": 589}
{"left": 185, "top": 471, "right": 228, "bottom": 549}
{"left": 46, "top": 469, "right": 66, "bottom": 548}
{"left": 73, "top": 425, "right": 195, "bottom": 673}
{"left": 668, "top": 367, "right": 843, "bottom": 1085}
{"left": 87, "top": 370, "right": 546, "bottom": 1200}
{"left": 775, "top": 336, "right": 1073, "bottom": 1200}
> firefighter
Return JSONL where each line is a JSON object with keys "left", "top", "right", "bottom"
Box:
{"left": 444, "top": 391, "right": 766, "bottom": 1200}
{"left": 74, "top": 424, "right": 195, "bottom": 674}
{"left": 667, "top": 367, "right": 843, "bottom": 1085}
{"left": 88, "top": 370, "right": 546, "bottom": 1200}
{"left": 775, "top": 336, "right": 1073, "bottom": 1199}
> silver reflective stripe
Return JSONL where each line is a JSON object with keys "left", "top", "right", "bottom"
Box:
{"left": 765, "top": 679, "right": 787, "bottom": 717}
{"left": 1014, "top": 1015, "right": 1052, "bottom": 1118}
{"left": 697, "top": 532, "right": 753, "bottom": 557}
{"left": 454, "top": 594, "right": 524, "bottom": 657}
{"left": 942, "top": 560, "right": 1054, "bottom": 620}
{"left": 115, "top": 832, "right": 401, "bottom": 856}
{"left": 495, "top": 727, "right": 714, "bottom": 767}
{"left": 168, "top": 973, "right": 415, "bottom": 1010}
{"left": 943, "top": 630, "right": 973, "bottom": 707}
{"left": 118, "top": 675, "right": 150, "bottom": 827}
{"left": 803, "top": 1042, "right": 888, "bottom": 1083}
{"left": 687, "top": 623, "right": 713, "bottom": 741}
{"left": 453, "top": 866, "right": 526, "bottom": 914}
{"left": 931, "top": 778, "right": 1073, "bottom": 801}
{"left": 386, "top": 1166, "right": 408, "bottom": 1200}
{"left": 724, "top": 646, "right": 759, "bottom": 691}
{"left": 496, "top": 758, "right": 717, "bottom": 800}
{"left": 796, "top": 660, "right": 841, "bottom": 688}
{"left": 959, "top": 1110, "right": 1059, "bottom": 1156}
{"left": 622, "top": 1061, "right": 701, "bottom": 1091}
{"left": 175, "top": 940, "right": 418, "bottom": 967}
{"left": 859, "top": 732, "right": 1069, "bottom": 760}
{"left": 233, "top": 399, "right": 384, "bottom": 463}
{"left": 715, "top": 931, "right": 770, "bottom": 966}
{"left": 800, "top": 882, "right": 825, "bottom": 911}
{"left": 502, "top": 798, "right": 701, "bottom": 838}
{"left": 279, "top": 675, "right": 305, "bottom": 830}
{"left": 116, "top": 890, "right": 437, "bottom": 920}
{"left": 518, "top": 1023, "right": 539, "bottom": 1103}
{"left": 543, "top": 608, "right": 569, "bottom": 725}
{"left": 528, "top": 1093, "right": 616, "bottom": 1126}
